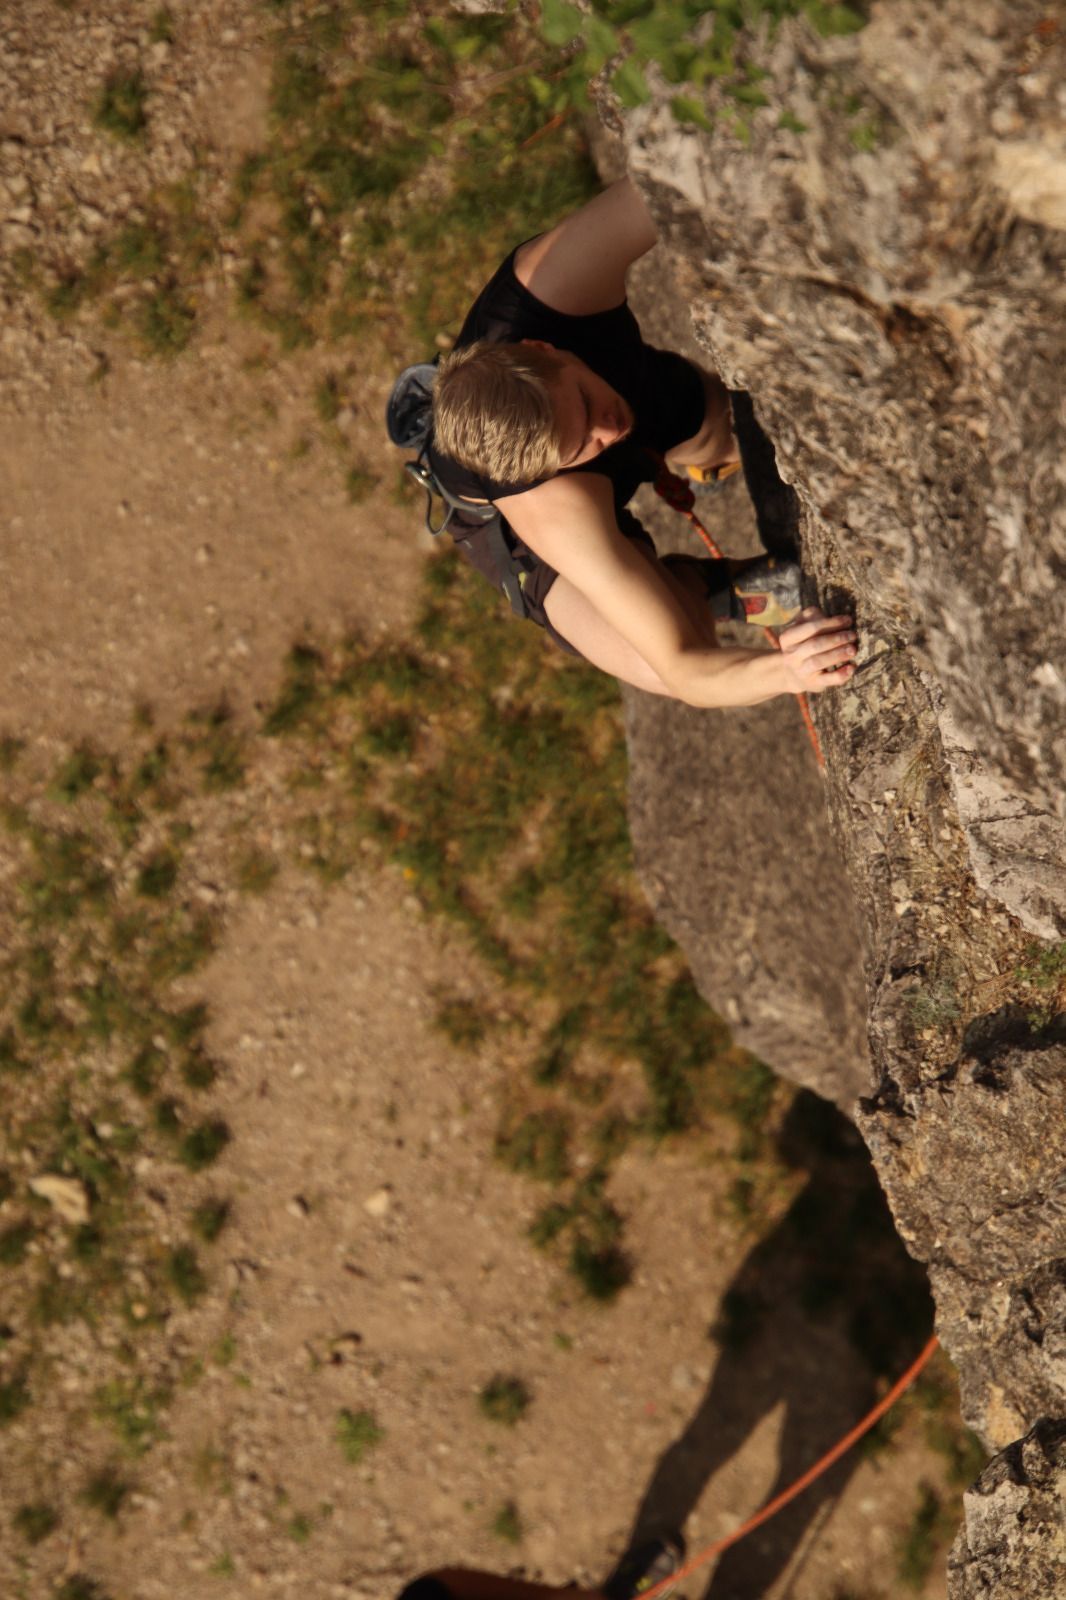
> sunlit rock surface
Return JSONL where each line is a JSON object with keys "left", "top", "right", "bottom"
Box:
{"left": 615, "top": 3, "right": 1066, "bottom": 1592}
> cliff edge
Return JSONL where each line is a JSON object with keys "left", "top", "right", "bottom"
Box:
{"left": 615, "top": 3, "right": 1066, "bottom": 1593}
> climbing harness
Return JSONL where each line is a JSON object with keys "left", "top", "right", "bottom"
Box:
{"left": 637, "top": 1333, "right": 941, "bottom": 1600}
{"left": 652, "top": 457, "right": 825, "bottom": 768}
{"left": 386, "top": 361, "right": 535, "bottom": 619}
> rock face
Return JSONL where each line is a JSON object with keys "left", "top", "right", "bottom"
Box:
{"left": 947, "top": 1420, "right": 1066, "bottom": 1597}
{"left": 614, "top": 2, "right": 1066, "bottom": 1593}
{"left": 620, "top": 289, "right": 870, "bottom": 1113}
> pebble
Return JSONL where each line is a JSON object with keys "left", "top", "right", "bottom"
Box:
{"left": 364, "top": 1187, "right": 391, "bottom": 1218}
{"left": 28, "top": 1172, "right": 90, "bottom": 1223}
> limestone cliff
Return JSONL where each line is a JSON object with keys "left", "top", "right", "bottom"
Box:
{"left": 613, "top": 3, "right": 1066, "bottom": 1593}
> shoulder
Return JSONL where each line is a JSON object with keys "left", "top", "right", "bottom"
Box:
{"left": 495, "top": 472, "right": 622, "bottom": 572}
{"left": 497, "top": 470, "right": 613, "bottom": 522}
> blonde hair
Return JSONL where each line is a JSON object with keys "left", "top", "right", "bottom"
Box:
{"left": 432, "top": 340, "right": 564, "bottom": 485}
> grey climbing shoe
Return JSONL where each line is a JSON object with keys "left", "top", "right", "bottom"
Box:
{"left": 727, "top": 554, "right": 803, "bottom": 627}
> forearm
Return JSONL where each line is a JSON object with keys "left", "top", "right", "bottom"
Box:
{"left": 665, "top": 644, "right": 791, "bottom": 709}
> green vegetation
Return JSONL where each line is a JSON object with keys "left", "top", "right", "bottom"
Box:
{"left": 896, "top": 1481, "right": 956, "bottom": 1589}
{"left": 12, "top": 1500, "right": 59, "bottom": 1543}
{"left": 149, "top": 7, "right": 176, "bottom": 46}
{"left": 432, "top": 993, "right": 493, "bottom": 1049}
{"left": 478, "top": 1375, "right": 531, "bottom": 1427}
{"left": 191, "top": 1196, "right": 231, "bottom": 1242}
{"left": 256, "top": 549, "right": 778, "bottom": 1295}
{"left": 57, "top": 1579, "right": 112, "bottom": 1600}
{"left": 39, "top": 2, "right": 597, "bottom": 372}
{"left": 0, "top": 1219, "right": 34, "bottom": 1265}
{"left": 167, "top": 1243, "right": 207, "bottom": 1303}
{"left": 491, "top": 1500, "right": 523, "bottom": 1544}
{"left": 92, "top": 69, "right": 149, "bottom": 142}
{"left": 0, "top": 1373, "right": 31, "bottom": 1425}
{"left": 0, "top": 714, "right": 245, "bottom": 1495}
{"left": 1016, "top": 938, "right": 1066, "bottom": 1027}
{"left": 336, "top": 1406, "right": 383, "bottom": 1463}
{"left": 232, "top": 1, "right": 597, "bottom": 353}
{"left": 529, "top": 1169, "right": 632, "bottom": 1301}
{"left": 81, "top": 1464, "right": 129, "bottom": 1519}
{"left": 915, "top": 1358, "right": 987, "bottom": 1486}
{"left": 179, "top": 1119, "right": 231, "bottom": 1171}
{"left": 42, "top": 180, "right": 214, "bottom": 357}
{"left": 236, "top": 848, "right": 279, "bottom": 895}
{"left": 94, "top": 1376, "right": 170, "bottom": 1457}
{"left": 906, "top": 978, "right": 961, "bottom": 1031}
{"left": 212, "top": 1332, "right": 238, "bottom": 1367}
{"left": 537, "top": 0, "right": 866, "bottom": 129}
{"left": 495, "top": 1110, "right": 571, "bottom": 1185}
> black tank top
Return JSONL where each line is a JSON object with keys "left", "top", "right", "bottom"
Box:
{"left": 428, "top": 245, "right": 704, "bottom": 515}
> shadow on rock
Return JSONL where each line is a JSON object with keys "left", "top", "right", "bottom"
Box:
{"left": 730, "top": 390, "right": 799, "bottom": 561}
{"left": 618, "top": 1092, "right": 933, "bottom": 1599}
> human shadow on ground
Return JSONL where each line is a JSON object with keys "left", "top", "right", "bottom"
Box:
{"left": 614, "top": 1092, "right": 934, "bottom": 1600}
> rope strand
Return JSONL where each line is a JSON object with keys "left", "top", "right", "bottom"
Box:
{"left": 637, "top": 1334, "right": 941, "bottom": 1600}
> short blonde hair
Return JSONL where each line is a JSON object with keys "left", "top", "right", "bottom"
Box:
{"left": 432, "top": 340, "right": 564, "bottom": 485}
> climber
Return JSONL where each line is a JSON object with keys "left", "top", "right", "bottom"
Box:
{"left": 424, "top": 175, "right": 857, "bottom": 706}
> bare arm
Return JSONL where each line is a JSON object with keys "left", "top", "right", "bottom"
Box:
{"left": 496, "top": 475, "right": 856, "bottom": 708}
{"left": 514, "top": 177, "right": 659, "bottom": 316}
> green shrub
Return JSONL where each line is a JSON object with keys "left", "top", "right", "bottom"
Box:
{"left": 167, "top": 1244, "right": 207, "bottom": 1304}
{"left": 191, "top": 1197, "right": 231, "bottom": 1242}
{"left": 491, "top": 1500, "right": 522, "bottom": 1543}
{"left": 0, "top": 1373, "right": 31, "bottom": 1425}
{"left": 336, "top": 1407, "right": 383, "bottom": 1463}
{"left": 0, "top": 1219, "right": 34, "bottom": 1266}
{"left": 81, "top": 1464, "right": 129, "bottom": 1519}
{"left": 13, "top": 1500, "right": 59, "bottom": 1543}
{"left": 478, "top": 1376, "right": 531, "bottom": 1427}
{"left": 494, "top": 1112, "right": 570, "bottom": 1184}
{"left": 93, "top": 70, "right": 149, "bottom": 141}
{"left": 179, "top": 1119, "right": 230, "bottom": 1171}
{"left": 897, "top": 1482, "right": 953, "bottom": 1589}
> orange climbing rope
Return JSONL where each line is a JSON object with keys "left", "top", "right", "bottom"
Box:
{"left": 652, "top": 464, "right": 825, "bottom": 769}
{"left": 637, "top": 1333, "right": 941, "bottom": 1600}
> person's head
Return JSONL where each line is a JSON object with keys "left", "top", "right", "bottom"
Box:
{"left": 432, "top": 339, "right": 632, "bottom": 485}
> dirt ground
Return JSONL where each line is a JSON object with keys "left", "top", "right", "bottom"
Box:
{"left": 0, "top": 7, "right": 963, "bottom": 1599}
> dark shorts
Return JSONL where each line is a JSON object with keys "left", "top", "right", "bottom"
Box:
{"left": 517, "top": 508, "right": 656, "bottom": 658}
